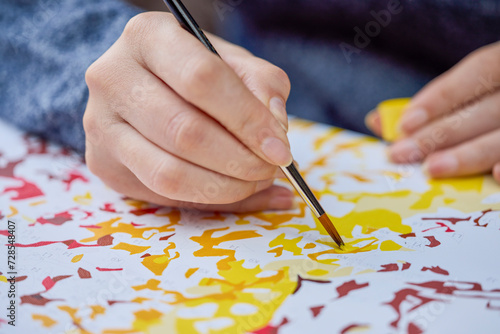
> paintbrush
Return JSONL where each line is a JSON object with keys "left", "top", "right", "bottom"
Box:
{"left": 162, "top": 0, "right": 344, "bottom": 247}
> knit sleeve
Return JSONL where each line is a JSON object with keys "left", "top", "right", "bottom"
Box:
{"left": 0, "top": 0, "right": 141, "bottom": 153}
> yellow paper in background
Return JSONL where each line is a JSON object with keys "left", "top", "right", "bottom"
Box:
{"left": 378, "top": 97, "right": 411, "bottom": 142}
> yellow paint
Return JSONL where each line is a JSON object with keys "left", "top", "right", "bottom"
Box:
{"left": 0, "top": 276, "right": 7, "bottom": 283}
{"left": 304, "top": 243, "right": 316, "bottom": 249}
{"left": 90, "top": 305, "right": 106, "bottom": 319}
{"left": 29, "top": 200, "right": 46, "bottom": 206}
{"left": 58, "top": 305, "right": 92, "bottom": 334}
{"left": 74, "top": 192, "right": 92, "bottom": 205}
{"left": 332, "top": 210, "right": 411, "bottom": 239}
{"left": 269, "top": 233, "right": 302, "bottom": 256}
{"left": 307, "top": 269, "right": 329, "bottom": 276}
{"left": 22, "top": 215, "right": 35, "bottom": 223}
{"left": 80, "top": 217, "right": 177, "bottom": 243}
{"left": 133, "top": 279, "right": 162, "bottom": 292}
{"left": 112, "top": 242, "right": 151, "bottom": 255}
{"left": 7, "top": 206, "right": 18, "bottom": 218}
{"left": 132, "top": 309, "right": 163, "bottom": 332}
{"left": 191, "top": 227, "right": 261, "bottom": 270}
{"left": 185, "top": 268, "right": 199, "bottom": 278}
{"left": 313, "top": 127, "right": 343, "bottom": 150}
{"left": 377, "top": 97, "right": 410, "bottom": 142}
{"left": 142, "top": 243, "right": 180, "bottom": 275}
{"left": 71, "top": 254, "right": 83, "bottom": 263}
{"left": 32, "top": 314, "right": 57, "bottom": 328}
{"left": 132, "top": 297, "right": 151, "bottom": 304}
{"left": 380, "top": 240, "right": 403, "bottom": 251}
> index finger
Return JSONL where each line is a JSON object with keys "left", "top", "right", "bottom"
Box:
{"left": 123, "top": 12, "right": 293, "bottom": 167}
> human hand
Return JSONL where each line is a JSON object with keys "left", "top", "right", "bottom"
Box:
{"left": 84, "top": 12, "right": 294, "bottom": 212}
{"left": 366, "top": 41, "right": 500, "bottom": 183}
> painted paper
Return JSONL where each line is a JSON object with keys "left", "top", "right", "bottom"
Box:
{"left": 1, "top": 118, "right": 499, "bottom": 333}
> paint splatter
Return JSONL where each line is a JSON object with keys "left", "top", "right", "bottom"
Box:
{"left": 293, "top": 275, "right": 330, "bottom": 294}
{"left": 78, "top": 268, "right": 92, "bottom": 279}
{"left": 251, "top": 317, "right": 289, "bottom": 334}
{"left": 36, "top": 211, "right": 73, "bottom": 226}
{"left": 421, "top": 266, "right": 449, "bottom": 276}
{"left": 424, "top": 236, "right": 441, "bottom": 248}
{"left": 96, "top": 267, "right": 123, "bottom": 271}
{"left": 336, "top": 280, "right": 369, "bottom": 298}
{"left": 20, "top": 294, "right": 63, "bottom": 306}
{"left": 310, "top": 305, "right": 324, "bottom": 318}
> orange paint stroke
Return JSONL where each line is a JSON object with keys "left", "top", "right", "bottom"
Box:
{"left": 191, "top": 227, "right": 261, "bottom": 270}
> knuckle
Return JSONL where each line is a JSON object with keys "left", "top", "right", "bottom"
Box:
{"left": 85, "top": 58, "right": 107, "bottom": 92}
{"left": 166, "top": 111, "right": 206, "bottom": 152}
{"left": 149, "top": 158, "right": 183, "bottom": 198}
{"left": 123, "top": 12, "right": 157, "bottom": 43}
{"left": 82, "top": 110, "right": 100, "bottom": 143}
{"left": 180, "top": 57, "right": 220, "bottom": 100}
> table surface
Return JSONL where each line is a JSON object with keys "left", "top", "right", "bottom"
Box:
{"left": 1, "top": 118, "right": 500, "bottom": 334}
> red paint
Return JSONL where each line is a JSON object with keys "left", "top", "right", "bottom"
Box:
{"left": 293, "top": 275, "right": 330, "bottom": 294}
{"left": 421, "top": 266, "right": 449, "bottom": 276}
{"left": 159, "top": 234, "right": 175, "bottom": 241}
{"left": 78, "top": 267, "right": 92, "bottom": 279}
{"left": 20, "top": 294, "right": 63, "bottom": 306}
{"left": 140, "top": 253, "right": 151, "bottom": 258}
{"left": 79, "top": 224, "right": 102, "bottom": 229}
{"left": 62, "top": 170, "right": 88, "bottom": 191}
{"left": 15, "top": 276, "right": 27, "bottom": 282}
{"left": 378, "top": 264, "right": 399, "bottom": 272}
{"left": 422, "top": 222, "right": 454, "bottom": 233}
{"left": 130, "top": 207, "right": 159, "bottom": 216}
{"left": 337, "top": 280, "right": 369, "bottom": 298}
{"left": 474, "top": 209, "right": 493, "bottom": 227}
{"left": 130, "top": 222, "right": 144, "bottom": 227}
{"left": 36, "top": 211, "right": 73, "bottom": 226}
{"left": 0, "top": 230, "right": 9, "bottom": 236}
{"left": 42, "top": 275, "right": 71, "bottom": 291}
{"left": 409, "top": 280, "right": 500, "bottom": 298}
{"left": 251, "top": 317, "right": 288, "bottom": 334}
{"left": 42, "top": 276, "right": 55, "bottom": 291}
{"left": 310, "top": 305, "right": 324, "bottom": 318}
{"left": 402, "top": 262, "right": 411, "bottom": 270}
{"left": 3, "top": 178, "right": 43, "bottom": 200}
{"left": 0, "top": 160, "right": 22, "bottom": 178}
{"left": 96, "top": 267, "right": 123, "bottom": 271}
{"left": 385, "top": 288, "right": 439, "bottom": 328}
{"left": 424, "top": 236, "right": 441, "bottom": 248}
{"left": 422, "top": 216, "right": 470, "bottom": 225}
{"left": 97, "top": 234, "right": 114, "bottom": 246}
{"left": 14, "top": 241, "right": 59, "bottom": 247}
{"left": 408, "top": 322, "right": 423, "bottom": 334}
{"left": 399, "top": 233, "right": 416, "bottom": 239}
{"left": 15, "top": 239, "right": 103, "bottom": 249}
{"left": 100, "top": 203, "right": 117, "bottom": 213}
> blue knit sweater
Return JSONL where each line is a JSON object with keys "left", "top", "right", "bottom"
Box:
{"left": 1, "top": 0, "right": 499, "bottom": 153}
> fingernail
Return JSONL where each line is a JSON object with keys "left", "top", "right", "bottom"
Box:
{"left": 389, "top": 138, "right": 422, "bottom": 163}
{"left": 423, "top": 153, "right": 458, "bottom": 177}
{"left": 400, "top": 108, "right": 428, "bottom": 133}
{"left": 269, "top": 193, "right": 295, "bottom": 210}
{"left": 261, "top": 137, "right": 293, "bottom": 166}
{"left": 270, "top": 97, "right": 288, "bottom": 132}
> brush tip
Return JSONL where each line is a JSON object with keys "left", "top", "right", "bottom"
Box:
{"left": 318, "top": 213, "right": 345, "bottom": 248}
